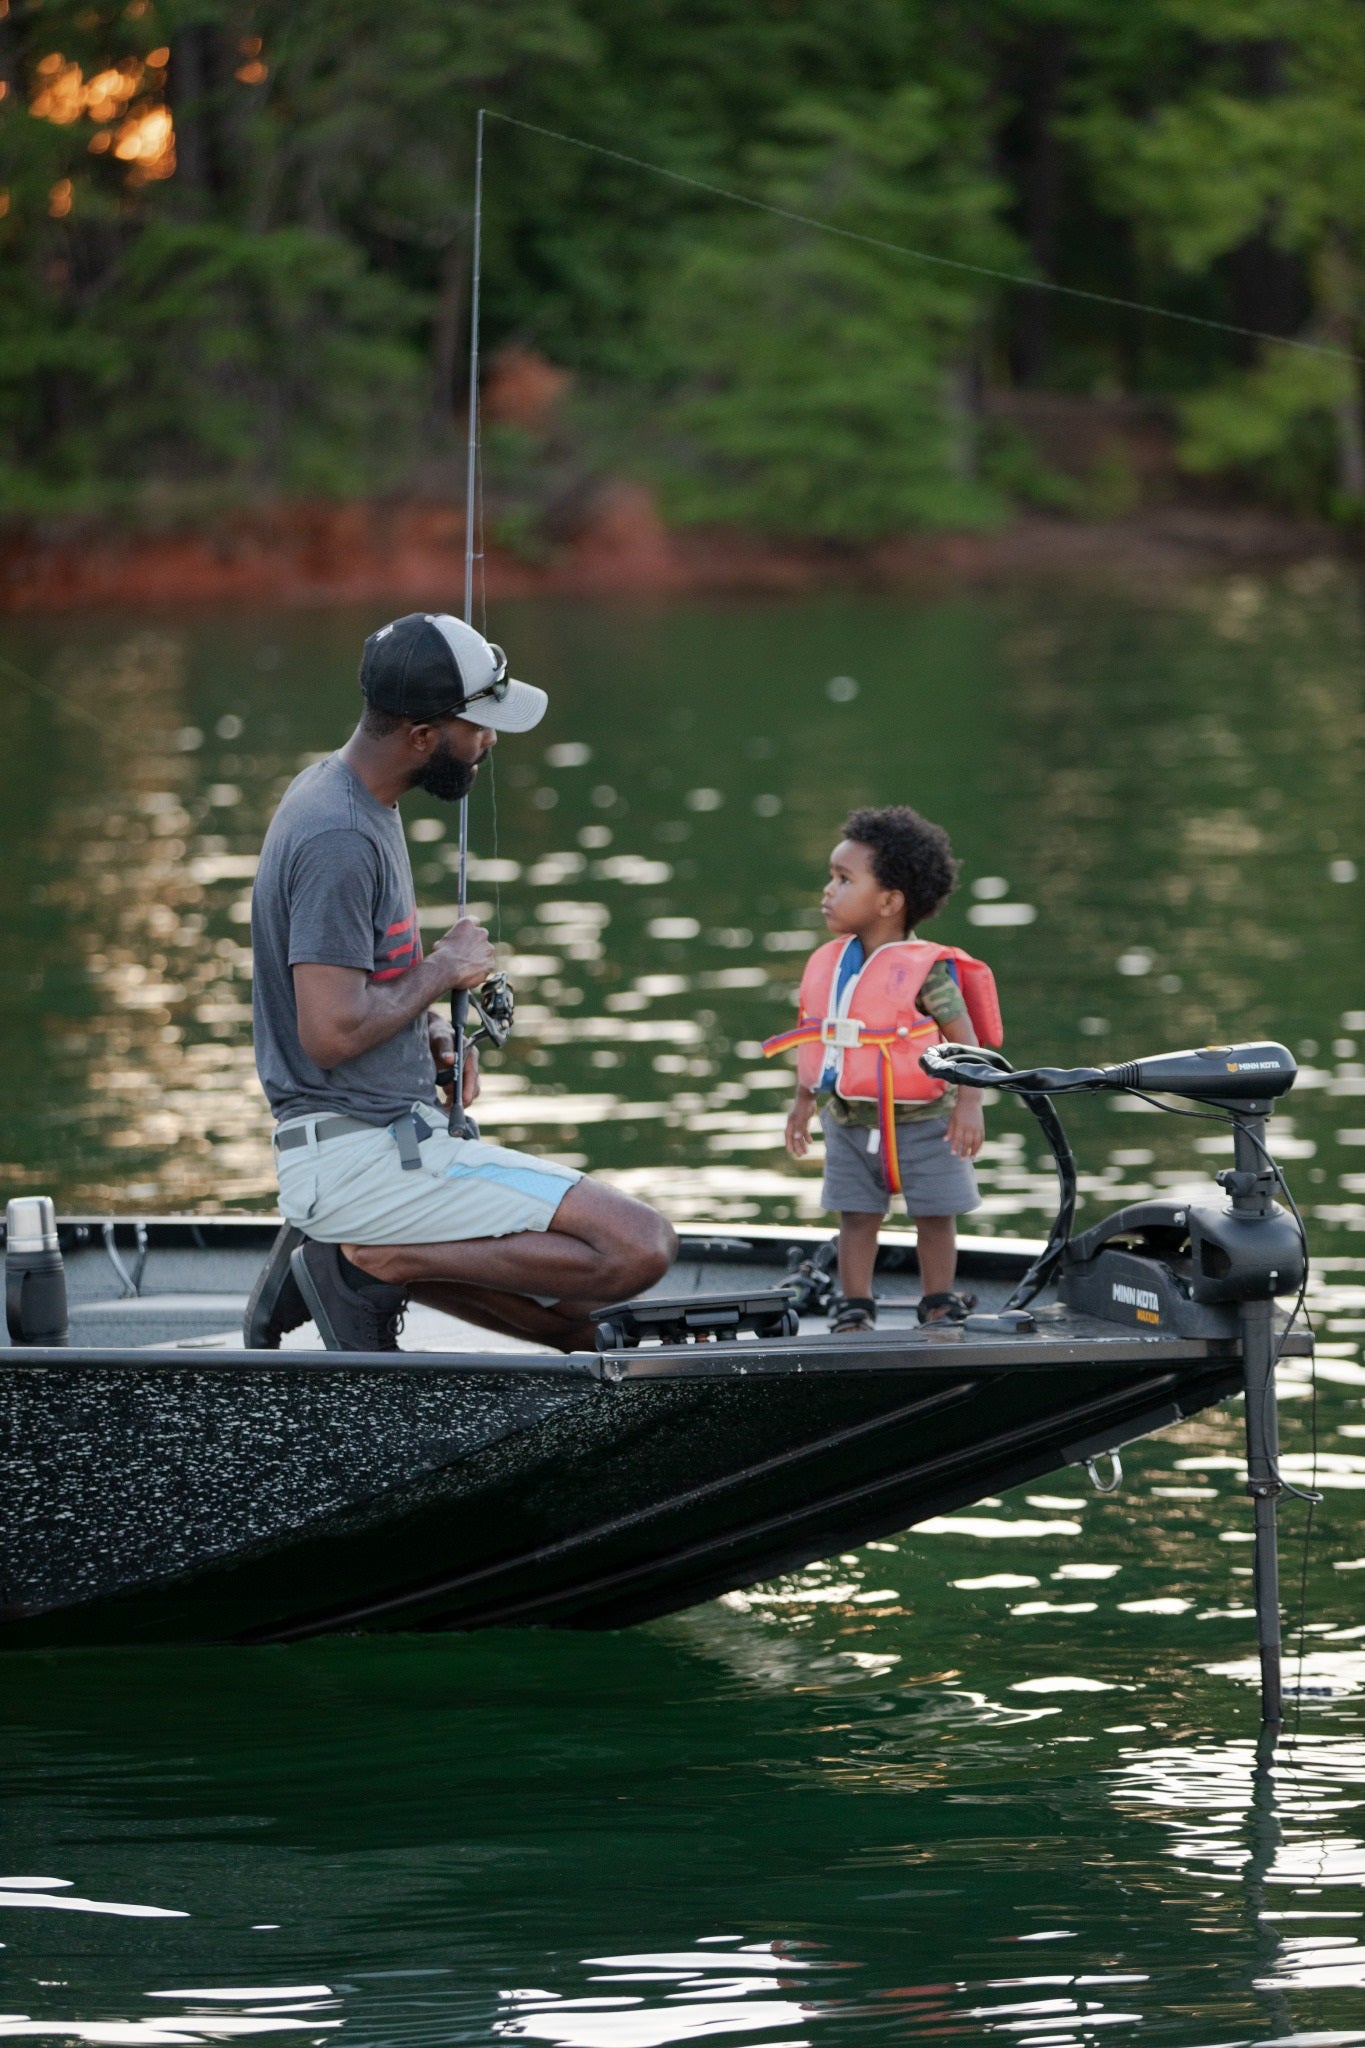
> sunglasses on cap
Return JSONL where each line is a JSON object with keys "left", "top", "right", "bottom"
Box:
{"left": 461, "top": 643, "right": 510, "bottom": 713}
{"left": 428, "top": 644, "right": 510, "bottom": 722}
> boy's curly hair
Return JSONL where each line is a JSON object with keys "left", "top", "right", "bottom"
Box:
{"left": 842, "top": 805, "right": 960, "bottom": 931}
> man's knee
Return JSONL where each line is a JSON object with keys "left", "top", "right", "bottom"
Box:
{"left": 610, "top": 1204, "right": 676, "bottom": 1293}
{"left": 557, "top": 1179, "right": 673, "bottom": 1270}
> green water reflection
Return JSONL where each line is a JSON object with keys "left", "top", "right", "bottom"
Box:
{"left": 0, "top": 568, "right": 1361, "bottom": 1242}
{"left": 2, "top": 566, "right": 1365, "bottom": 2047}
{"left": 7, "top": 1400, "right": 1365, "bottom": 2048}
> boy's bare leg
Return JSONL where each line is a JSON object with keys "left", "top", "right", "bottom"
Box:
{"left": 837, "top": 1211, "right": 884, "bottom": 1301}
{"left": 346, "top": 1179, "right": 675, "bottom": 1314}
{"left": 914, "top": 1213, "right": 959, "bottom": 1311}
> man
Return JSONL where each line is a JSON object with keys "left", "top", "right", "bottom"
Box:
{"left": 246, "top": 611, "right": 675, "bottom": 1353}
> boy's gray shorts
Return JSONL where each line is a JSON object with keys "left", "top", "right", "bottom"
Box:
{"left": 820, "top": 1109, "right": 980, "bottom": 1218}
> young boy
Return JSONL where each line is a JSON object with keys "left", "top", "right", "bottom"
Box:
{"left": 781, "top": 806, "right": 986, "bottom": 1332}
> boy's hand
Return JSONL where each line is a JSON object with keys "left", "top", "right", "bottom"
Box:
{"left": 938, "top": 1012, "right": 985, "bottom": 1160}
{"left": 786, "top": 1088, "right": 815, "bottom": 1159}
{"left": 944, "top": 1094, "right": 985, "bottom": 1160}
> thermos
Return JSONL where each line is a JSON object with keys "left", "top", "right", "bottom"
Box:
{"left": 5, "top": 1196, "right": 68, "bottom": 1346}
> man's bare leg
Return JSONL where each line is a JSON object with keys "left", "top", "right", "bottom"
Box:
{"left": 346, "top": 1178, "right": 674, "bottom": 1323}
{"left": 407, "top": 1279, "right": 598, "bottom": 1353}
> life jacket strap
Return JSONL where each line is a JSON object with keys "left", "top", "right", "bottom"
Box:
{"left": 762, "top": 1017, "right": 940, "bottom": 1197}
{"left": 761, "top": 1016, "right": 936, "bottom": 1060}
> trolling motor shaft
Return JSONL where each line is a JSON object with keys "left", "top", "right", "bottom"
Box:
{"left": 1226, "top": 1108, "right": 1290, "bottom": 1733}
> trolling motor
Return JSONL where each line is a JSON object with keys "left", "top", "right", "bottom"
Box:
{"left": 921, "top": 1040, "right": 1303, "bottom": 1321}
{"left": 923, "top": 1037, "right": 1306, "bottom": 1735}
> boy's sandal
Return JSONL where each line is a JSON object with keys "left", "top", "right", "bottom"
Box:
{"left": 917, "top": 1291, "right": 978, "bottom": 1325}
{"left": 830, "top": 1296, "right": 878, "bottom": 1334}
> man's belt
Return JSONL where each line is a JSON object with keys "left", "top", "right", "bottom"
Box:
{"left": 273, "top": 1110, "right": 438, "bottom": 1171}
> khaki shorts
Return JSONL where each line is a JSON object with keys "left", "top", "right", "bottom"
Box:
{"left": 274, "top": 1103, "right": 582, "bottom": 1245}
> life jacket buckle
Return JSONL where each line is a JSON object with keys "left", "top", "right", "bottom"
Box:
{"left": 820, "top": 1016, "right": 864, "bottom": 1050}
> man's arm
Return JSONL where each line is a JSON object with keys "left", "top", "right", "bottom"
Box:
{"left": 294, "top": 917, "right": 494, "bottom": 1070}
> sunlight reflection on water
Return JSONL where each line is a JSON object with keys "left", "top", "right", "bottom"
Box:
{"left": 0, "top": 581, "right": 1360, "bottom": 1253}
{"left": 2, "top": 576, "right": 1365, "bottom": 2048}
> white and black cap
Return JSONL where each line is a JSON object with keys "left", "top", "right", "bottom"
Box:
{"left": 360, "top": 613, "right": 548, "bottom": 732}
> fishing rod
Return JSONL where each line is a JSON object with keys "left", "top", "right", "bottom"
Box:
{"left": 449, "top": 106, "right": 485, "bottom": 1138}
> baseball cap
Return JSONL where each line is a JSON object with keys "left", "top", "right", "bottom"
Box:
{"left": 359, "top": 613, "right": 548, "bottom": 732}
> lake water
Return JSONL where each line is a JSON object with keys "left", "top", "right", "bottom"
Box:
{"left": 3, "top": 564, "right": 1364, "bottom": 2047}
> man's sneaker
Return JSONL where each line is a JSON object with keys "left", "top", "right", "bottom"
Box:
{"left": 243, "top": 1223, "right": 308, "bottom": 1349}
{"left": 289, "top": 1240, "right": 406, "bottom": 1353}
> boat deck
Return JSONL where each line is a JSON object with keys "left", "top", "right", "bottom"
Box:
{"left": 0, "top": 1218, "right": 1190, "bottom": 1362}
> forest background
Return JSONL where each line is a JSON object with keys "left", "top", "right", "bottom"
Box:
{"left": 3, "top": 0, "right": 1365, "bottom": 553}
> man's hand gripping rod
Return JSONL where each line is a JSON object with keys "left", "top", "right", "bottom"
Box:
{"left": 437, "top": 974, "right": 515, "bottom": 1112}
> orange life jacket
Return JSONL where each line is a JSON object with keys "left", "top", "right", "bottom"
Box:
{"left": 762, "top": 937, "right": 1003, "bottom": 1194}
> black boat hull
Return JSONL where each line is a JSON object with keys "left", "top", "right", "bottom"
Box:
{"left": 0, "top": 1218, "right": 1287, "bottom": 1649}
{"left": 2, "top": 1212, "right": 1301, "bottom": 1646}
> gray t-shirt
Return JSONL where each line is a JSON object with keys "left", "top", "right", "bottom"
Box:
{"left": 251, "top": 754, "right": 436, "bottom": 1125}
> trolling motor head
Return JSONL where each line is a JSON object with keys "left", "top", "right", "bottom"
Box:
{"left": 921, "top": 1040, "right": 1296, "bottom": 1105}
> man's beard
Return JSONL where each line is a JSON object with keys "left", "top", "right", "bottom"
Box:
{"left": 414, "top": 736, "right": 487, "bottom": 802}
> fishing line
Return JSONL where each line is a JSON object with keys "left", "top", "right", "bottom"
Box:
{"left": 473, "top": 241, "right": 502, "bottom": 944}
{"left": 0, "top": 649, "right": 116, "bottom": 736}
{"left": 448, "top": 104, "right": 485, "bottom": 1136}
{"left": 477, "top": 431, "right": 489, "bottom": 637}
{"left": 488, "top": 754, "right": 502, "bottom": 946}
{"left": 484, "top": 108, "right": 1365, "bottom": 368}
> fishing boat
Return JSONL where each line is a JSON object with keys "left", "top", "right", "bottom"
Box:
{"left": 0, "top": 137, "right": 1313, "bottom": 1724}
{"left": 0, "top": 1038, "right": 1310, "bottom": 1733}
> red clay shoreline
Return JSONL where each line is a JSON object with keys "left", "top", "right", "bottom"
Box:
{"left": 0, "top": 488, "right": 1344, "bottom": 613}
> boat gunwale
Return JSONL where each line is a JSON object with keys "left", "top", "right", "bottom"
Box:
{"left": 5, "top": 1213, "right": 1047, "bottom": 1273}
{"left": 0, "top": 1328, "right": 1310, "bottom": 1377}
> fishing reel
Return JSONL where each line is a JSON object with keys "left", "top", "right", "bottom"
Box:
{"left": 436, "top": 973, "right": 515, "bottom": 1089}
{"left": 469, "top": 971, "right": 514, "bottom": 1051}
